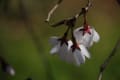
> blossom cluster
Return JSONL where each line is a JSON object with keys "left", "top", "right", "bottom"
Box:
{"left": 48, "top": 1, "right": 100, "bottom": 66}
{"left": 49, "top": 24, "right": 100, "bottom": 66}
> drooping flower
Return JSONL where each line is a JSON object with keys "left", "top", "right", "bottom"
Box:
{"left": 73, "top": 25, "right": 100, "bottom": 48}
{"left": 49, "top": 36, "right": 69, "bottom": 60}
{"left": 49, "top": 37, "right": 90, "bottom": 66}
{"left": 66, "top": 41, "right": 90, "bottom": 66}
{"left": 62, "top": 40, "right": 75, "bottom": 63}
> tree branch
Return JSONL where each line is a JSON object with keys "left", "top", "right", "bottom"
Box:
{"left": 45, "top": 0, "right": 63, "bottom": 22}
{"left": 97, "top": 38, "right": 120, "bottom": 80}
{"left": 46, "top": 0, "right": 92, "bottom": 27}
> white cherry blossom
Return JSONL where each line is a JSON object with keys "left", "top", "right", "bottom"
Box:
{"left": 49, "top": 36, "right": 69, "bottom": 60}
{"left": 49, "top": 36, "right": 91, "bottom": 66}
{"left": 69, "top": 43, "right": 90, "bottom": 66}
{"left": 63, "top": 40, "right": 75, "bottom": 63}
{"left": 74, "top": 25, "right": 100, "bottom": 48}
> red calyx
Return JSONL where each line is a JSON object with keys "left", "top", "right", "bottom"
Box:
{"left": 71, "top": 43, "right": 81, "bottom": 52}
{"left": 83, "top": 24, "right": 91, "bottom": 35}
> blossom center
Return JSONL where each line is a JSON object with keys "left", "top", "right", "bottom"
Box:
{"left": 83, "top": 25, "right": 91, "bottom": 35}
{"left": 71, "top": 43, "right": 80, "bottom": 52}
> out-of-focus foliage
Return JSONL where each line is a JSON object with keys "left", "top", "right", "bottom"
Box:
{"left": 0, "top": 0, "right": 120, "bottom": 80}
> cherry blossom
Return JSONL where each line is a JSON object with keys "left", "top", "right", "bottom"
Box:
{"left": 49, "top": 36, "right": 69, "bottom": 60}
{"left": 74, "top": 25, "right": 100, "bottom": 48}
{"left": 49, "top": 37, "right": 90, "bottom": 66}
{"left": 69, "top": 42, "right": 90, "bottom": 66}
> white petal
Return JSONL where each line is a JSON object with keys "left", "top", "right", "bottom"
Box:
{"left": 64, "top": 40, "right": 75, "bottom": 63}
{"left": 7, "top": 66, "right": 15, "bottom": 76}
{"left": 73, "top": 49, "right": 85, "bottom": 66}
{"left": 82, "top": 32, "right": 93, "bottom": 47}
{"left": 79, "top": 44, "right": 91, "bottom": 59}
{"left": 67, "top": 40, "right": 73, "bottom": 50}
{"left": 58, "top": 44, "right": 68, "bottom": 60}
{"left": 74, "top": 26, "right": 100, "bottom": 48}
{"left": 74, "top": 26, "right": 94, "bottom": 48}
{"left": 93, "top": 29, "right": 100, "bottom": 42}
{"left": 50, "top": 44, "right": 60, "bottom": 54}
{"left": 65, "top": 52, "right": 75, "bottom": 63}
{"left": 73, "top": 27, "right": 84, "bottom": 43}
{"left": 49, "top": 36, "right": 59, "bottom": 46}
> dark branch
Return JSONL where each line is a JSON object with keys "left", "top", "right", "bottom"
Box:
{"left": 51, "top": 19, "right": 65, "bottom": 27}
{"left": 75, "top": 0, "right": 92, "bottom": 19}
{"left": 48, "top": 0, "right": 92, "bottom": 28}
{"left": 52, "top": 17, "right": 76, "bottom": 27}
{"left": 97, "top": 38, "right": 120, "bottom": 80}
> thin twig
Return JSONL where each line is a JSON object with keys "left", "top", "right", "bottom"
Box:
{"left": 97, "top": 38, "right": 120, "bottom": 80}
{"left": 45, "top": 0, "right": 63, "bottom": 22}
{"left": 48, "top": 0, "right": 92, "bottom": 27}
{"left": 75, "top": 0, "right": 92, "bottom": 19}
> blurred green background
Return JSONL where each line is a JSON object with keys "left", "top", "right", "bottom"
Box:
{"left": 0, "top": 0, "right": 120, "bottom": 80}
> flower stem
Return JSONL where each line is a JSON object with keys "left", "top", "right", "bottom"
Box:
{"left": 97, "top": 38, "right": 120, "bottom": 80}
{"left": 70, "top": 26, "right": 76, "bottom": 45}
{"left": 63, "top": 26, "right": 70, "bottom": 37}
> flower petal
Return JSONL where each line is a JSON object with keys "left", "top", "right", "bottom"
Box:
{"left": 58, "top": 44, "right": 68, "bottom": 60}
{"left": 65, "top": 52, "right": 75, "bottom": 63}
{"left": 67, "top": 40, "right": 73, "bottom": 50}
{"left": 82, "top": 31, "right": 94, "bottom": 48}
{"left": 73, "top": 49, "right": 85, "bottom": 66}
{"left": 74, "top": 26, "right": 100, "bottom": 48}
{"left": 79, "top": 44, "right": 91, "bottom": 59}
{"left": 93, "top": 29, "right": 100, "bottom": 42}
{"left": 64, "top": 40, "right": 75, "bottom": 63}
{"left": 49, "top": 36, "right": 59, "bottom": 46}
{"left": 73, "top": 27, "right": 84, "bottom": 43}
{"left": 74, "top": 26, "right": 94, "bottom": 48}
{"left": 6, "top": 65, "right": 15, "bottom": 76}
{"left": 50, "top": 44, "right": 60, "bottom": 54}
